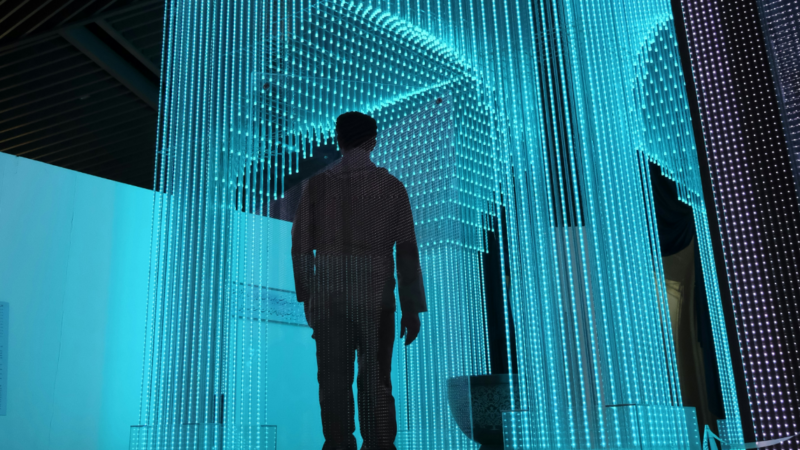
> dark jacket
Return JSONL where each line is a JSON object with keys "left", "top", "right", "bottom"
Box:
{"left": 291, "top": 150, "right": 427, "bottom": 315}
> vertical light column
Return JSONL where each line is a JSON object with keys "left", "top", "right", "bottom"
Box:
{"left": 372, "top": 90, "right": 495, "bottom": 447}
{"left": 137, "top": 1, "right": 272, "bottom": 449}
{"left": 677, "top": 0, "right": 800, "bottom": 446}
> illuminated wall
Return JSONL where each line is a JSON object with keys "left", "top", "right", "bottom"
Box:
{"left": 676, "top": 0, "right": 800, "bottom": 447}
{"left": 138, "top": 0, "right": 743, "bottom": 448}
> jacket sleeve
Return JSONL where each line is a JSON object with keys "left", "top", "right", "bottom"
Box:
{"left": 291, "top": 179, "right": 315, "bottom": 304}
{"left": 395, "top": 181, "right": 427, "bottom": 314}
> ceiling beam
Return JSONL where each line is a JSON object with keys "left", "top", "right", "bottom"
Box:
{"left": 59, "top": 25, "right": 158, "bottom": 109}
{"left": 0, "top": 0, "right": 162, "bottom": 54}
{"left": 95, "top": 18, "right": 158, "bottom": 75}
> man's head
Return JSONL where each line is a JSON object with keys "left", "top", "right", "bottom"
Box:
{"left": 336, "top": 111, "right": 377, "bottom": 153}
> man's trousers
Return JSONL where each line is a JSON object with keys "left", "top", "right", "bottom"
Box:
{"left": 310, "top": 301, "right": 397, "bottom": 450}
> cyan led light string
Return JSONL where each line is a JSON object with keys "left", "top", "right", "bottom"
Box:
{"left": 558, "top": 0, "right": 608, "bottom": 431}
{"left": 370, "top": 93, "right": 492, "bottom": 447}
{"left": 546, "top": 6, "right": 600, "bottom": 437}
{"left": 499, "top": 0, "right": 742, "bottom": 444}
{"left": 634, "top": 18, "right": 744, "bottom": 444}
{"left": 136, "top": 1, "right": 274, "bottom": 447}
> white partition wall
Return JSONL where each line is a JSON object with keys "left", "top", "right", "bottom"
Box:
{"left": 0, "top": 153, "right": 329, "bottom": 450}
{"left": 0, "top": 153, "right": 151, "bottom": 450}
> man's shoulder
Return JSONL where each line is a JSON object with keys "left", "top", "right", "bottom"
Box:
{"left": 376, "top": 168, "right": 408, "bottom": 192}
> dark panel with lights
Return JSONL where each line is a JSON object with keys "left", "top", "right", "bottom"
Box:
{"left": 676, "top": 0, "right": 800, "bottom": 446}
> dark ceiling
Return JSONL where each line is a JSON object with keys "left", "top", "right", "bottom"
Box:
{"left": 0, "top": 0, "right": 164, "bottom": 189}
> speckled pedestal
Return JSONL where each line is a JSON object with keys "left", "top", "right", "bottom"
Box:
{"left": 447, "top": 374, "right": 520, "bottom": 450}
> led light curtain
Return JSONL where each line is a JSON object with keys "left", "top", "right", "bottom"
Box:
{"left": 371, "top": 90, "right": 495, "bottom": 447}
{"left": 497, "top": 1, "right": 744, "bottom": 447}
{"left": 138, "top": 0, "right": 742, "bottom": 448}
{"left": 676, "top": 0, "right": 800, "bottom": 447}
{"left": 135, "top": 1, "right": 274, "bottom": 448}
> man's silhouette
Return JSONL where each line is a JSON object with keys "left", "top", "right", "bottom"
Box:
{"left": 292, "top": 111, "right": 426, "bottom": 450}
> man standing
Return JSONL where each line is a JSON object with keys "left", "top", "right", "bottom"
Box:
{"left": 291, "top": 111, "right": 427, "bottom": 450}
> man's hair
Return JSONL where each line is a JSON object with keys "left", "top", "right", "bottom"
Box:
{"left": 336, "top": 111, "right": 377, "bottom": 150}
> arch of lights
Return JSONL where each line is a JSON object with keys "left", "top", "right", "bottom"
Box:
{"left": 134, "top": 0, "right": 744, "bottom": 449}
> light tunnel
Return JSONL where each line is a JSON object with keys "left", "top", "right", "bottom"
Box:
{"left": 134, "top": 0, "right": 744, "bottom": 449}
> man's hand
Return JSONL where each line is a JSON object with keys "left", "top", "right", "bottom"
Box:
{"left": 400, "top": 312, "right": 421, "bottom": 346}
{"left": 303, "top": 301, "right": 315, "bottom": 339}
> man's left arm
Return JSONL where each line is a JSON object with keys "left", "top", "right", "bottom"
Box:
{"left": 395, "top": 186, "right": 426, "bottom": 315}
{"left": 394, "top": 180, "right": 426, "bottom": 345}
{"left": 291, "top": 179, "right": 315, "bottom": 304}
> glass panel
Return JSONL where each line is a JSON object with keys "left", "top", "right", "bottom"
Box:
{"left": 129, "top": 424, "right": 276, "bottom": 450}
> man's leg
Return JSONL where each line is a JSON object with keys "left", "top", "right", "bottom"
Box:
{"left": 315, "top": 304, "right": 358, "bottom": 450}
{"left": 357, "top": 308, "right": 397, "bottom": 450}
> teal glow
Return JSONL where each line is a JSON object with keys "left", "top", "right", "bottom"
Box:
{"left": 139, "top": 1, "right": 743, "bottom": 448}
